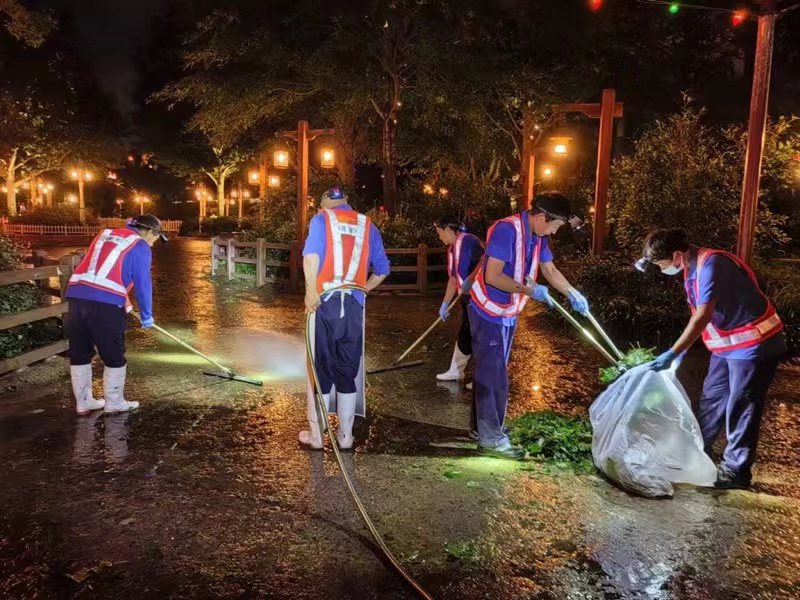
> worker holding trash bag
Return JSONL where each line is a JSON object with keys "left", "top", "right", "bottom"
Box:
{"left": 65, "top": 214, "right": 168, "bottom": 415}
{"left": 434, "top": 215, "right": 484, "bottom": 388}
{"left": 637, "top": 228, "right": 787, "bottom": 489}
{"left": 468, "top": 192, "right": 588, "bottom": 460}
{"left": 300, "top": 187, "right": 390, "bottom": 450}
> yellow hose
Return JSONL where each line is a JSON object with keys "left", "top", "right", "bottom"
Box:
{"left": 304, "top": 284, "right": 434, "bottom": 600}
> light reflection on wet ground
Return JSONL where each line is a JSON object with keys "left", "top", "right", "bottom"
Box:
{"left": 1, "top": 238, "right": 798, "bottom": 599}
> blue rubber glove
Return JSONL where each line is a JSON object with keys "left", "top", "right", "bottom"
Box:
{"left": 567, "top": 289, "right": 589, "bottom": 315}
{"left": 140, "top": 316, "right": 155, "bottom": 329}
{"left": 649, "top": 349, "right": 685, "bottom": 371}
{"left": 530, "top": 284, "right": 553, "bottom": 306}
{"left": 439, "top": 301, "right": 450, "bottom": 321}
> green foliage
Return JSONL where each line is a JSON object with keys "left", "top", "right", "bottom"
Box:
{"left": 201, "top": 216, "right": 240, "bottom": 236}
{"left": 599, "top": 347, "right": 656, "bottom": 384}
{"left": 568, "top": 256, "right": 688, "bottom": 348}
{"left": 757, "top": 261, "right": 800, "bottom": 355}
{"left": 610, "top": 104, "right": 794, "bottom": 258}
{"left": 10, "top": 206, "right": 93, "bottom": 225}
{"left": 444, "top": 539, "right": 479, "bottom": 563}
{"left": 507, "top": 411, "right": 593, "bottom": 469}
{"left": 0, "top": 234, "right": 60, "bottom": 358}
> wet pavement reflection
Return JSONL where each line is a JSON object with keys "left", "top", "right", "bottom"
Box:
{"left": 1, "top": 238, "right": 798, "bottom": 599}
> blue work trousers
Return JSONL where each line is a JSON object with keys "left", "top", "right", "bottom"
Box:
{"left": 698, "top": 354, "right": 780, "bottom": 482}
{"left": 468, "top": 305, "right": 516, "bottom": 448}
{"left": 314, "top": 293, "right": 363, "bottom": 395}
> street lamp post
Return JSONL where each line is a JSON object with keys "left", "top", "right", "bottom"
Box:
{"left": 70, "top": 169, "right": 92, "bottom": 223}
{"left": 135, "top": 195, "right": 150, "bottom": 215}
{"left": 276, "top": 121, "right": 336, "bottom": 242}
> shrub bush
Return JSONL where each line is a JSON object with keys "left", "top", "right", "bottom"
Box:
{"left": 201, "top": 216, "right": 240, "bottom": 236}
{"left": 11, "top": 206, "right": 98, "bottom": 226}
{"left": 758, "top": 261, "right": 800, "bottom": 356}
{"left": 0, "top": 234, "right": 61, "bottom": 358}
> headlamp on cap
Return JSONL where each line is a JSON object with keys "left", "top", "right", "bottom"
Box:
{"left": 130, "top": 214, "right": 168, "bottom": 243}
{"left": 321, "top": 186, "right": 347, "bottom": 205}
{"left": 634, "top": 256, "right": 652, "bottom": 273}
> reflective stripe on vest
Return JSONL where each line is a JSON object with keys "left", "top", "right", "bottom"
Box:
{"left": 321, "top": 209, "right": 368, "bottom": 292}
{"left": 69, "top": 229, "right": 142, "bottom": 305}
{"left": 469, "top": 215, "right": 542, "bottom": 318}
{"left": 688, "top": 248, "right": 783, "bottom": 352}
{"left": 448, "top": 232, "right": 466, "bottom": 288}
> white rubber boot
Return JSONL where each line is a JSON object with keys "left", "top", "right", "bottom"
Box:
{"left": 299, "top": 392, "right": 328, "bottom": 449}
{"left": 336, "top": 392, "right": 357, "bottom": 450}
{"left": 71, "top": 364, "right": 105, "bottom": 415}
{"left": 436, "top": 345, "right": 469, "bottom": 381}
{"left": 103, "top": 365, "right": 139, "bottom": 414}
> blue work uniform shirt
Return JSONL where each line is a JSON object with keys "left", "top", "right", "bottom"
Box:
{"left": 685, "top": 247, "right": 786, "bottom": 360}
{"left": 449, "top": 232, "right": 484, "bottom": 282}
{"left": 302, "top": 204, "right": 390, "bottom": 306}
{"left": 473, "top": 211, "right": 553, "bottom": 325}
{"left": 65, "top": 226, "right": 154, "bottom": 322}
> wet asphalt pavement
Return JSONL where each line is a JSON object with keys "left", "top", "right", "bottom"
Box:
{"left": 1, "top": 238, "right": 799, "bottom": 600}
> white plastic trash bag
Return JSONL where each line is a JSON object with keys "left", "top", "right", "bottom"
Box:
{"left": 589, "top": 364, "right": 716, "bottom": 498}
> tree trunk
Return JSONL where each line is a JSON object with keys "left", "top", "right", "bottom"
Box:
{"left": 381, "top": 119, "right": 397, "bottom": 214}
{"left": 217, "top": 175, "right": 226, "bottom": 217}
{"left": 5, "top": 150, "right": 18, "bottom": 216}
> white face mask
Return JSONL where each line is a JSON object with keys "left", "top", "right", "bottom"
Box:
{"left": 661, "top": 264, "right": 682, "bottom": 276}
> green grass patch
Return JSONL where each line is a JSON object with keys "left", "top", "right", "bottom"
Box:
{"left": 444, "top": 539, "right": 479, "bottom": 562}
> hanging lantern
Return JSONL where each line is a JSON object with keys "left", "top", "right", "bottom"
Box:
{"left": 321, "top": 148, "right": 335, "bottom": 169}
{"left": 274, "top": 150, "right": 289, "bottom": 169}
{"left": 268, "top": 175, "right": 280, "bottom": 188}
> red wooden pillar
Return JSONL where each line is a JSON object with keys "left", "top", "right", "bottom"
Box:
{"left": 591, "top": 88, "right": 616, "bottom": 256}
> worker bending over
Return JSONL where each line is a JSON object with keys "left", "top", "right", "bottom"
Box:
{"left": 434, "top": 215, "right": 484, "bottom": 388}
{"left": 300, "top": 187, "right": 390, "bottom": 450}
{"left": 468, "top": 193, "right": 589, "bottom": 459}
{"left": 638, "top": 228, "right": 786, "bottom": 489}
{"left": 65, "top": 214, "right": 167, "bottom": 414}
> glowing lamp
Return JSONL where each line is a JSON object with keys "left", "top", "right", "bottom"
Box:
{"left": 423, "top": 183, "right": 434, "bottom": 195}
{"left": 732, "top": 11, "right": 746, "bottom": 26}
{"left": 274, "top": 150, "right": 289, "bottom": 169}
{"left": 321, "top": 148, "right": 335, "bottom": 169}
{"left": 268, "top": 175, "right": 280, "bottom": 188}
{"left": 249, "top": 171, "right": 259, "bottom": 182}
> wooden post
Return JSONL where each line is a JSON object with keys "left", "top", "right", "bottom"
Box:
{"left": 258, "top": 152, "right": 267, "bottom": 221}
{"left": 736, "top": 7, "right": 777, "bottom": 265}
{"left": 417, "top": 243, "right": 428, "bottom": 293}
{"left": 591, "top": 88, "right": 616, "bottom": 256}
{"left": 58, "top": 254, "right": 78, "bottom": 340}
{"left": 78, "top": 179, "right": 86, "bottom": 224}
{"left": 211, "top": 237, "right": 217, "bottom": 275}
{"left": 237, "top": 181, "right": 244, "bottom": 221}
{"left": 277, "top": 121, "right": 335, "bottom": 243}
{"left": 256, "top": 238, "right": 266, "bottom": 287}
{"left": 226, "top": 238, "right": 234, "bottom": 280}
{"left": 289, "top": 242, "right": 301, "bottom": 292}
{"left": 520, "top": 120, "right": 536, "bottom": 211}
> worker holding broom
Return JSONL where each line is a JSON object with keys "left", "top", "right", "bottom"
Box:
{"left": 65, "top": 214, "right": 168, "bottom": 415}
{"left": 638, "top": 228, "right": 786, "bottom": 489}
{"left": 300, "top": 187, "right": 390, "bottom": 450}
{"left": 434, "top": 215, "right": 484, "bottom": 389}
{"left": 468, "top": 193, "right": 589, "bottom": 459}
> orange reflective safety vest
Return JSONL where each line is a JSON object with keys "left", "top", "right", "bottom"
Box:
{"left": 68, "top": 228, "right": 143, "bottom": 312}
{"left": 447, "top": 232, "right": 481, "bottom": 289}
{"left": 687, "top": 248, "right": 783, "bottom": 353}
{"left": 316, "top": 208, "right": 371, "bottom": 293}
{"left": 469, "top": 214, "right": 543, "bottom": 319}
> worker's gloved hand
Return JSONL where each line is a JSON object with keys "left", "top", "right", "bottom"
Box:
{"left": 529, "top": 284, "right": 553, "bottom": 306}
{"left": 140, "top": 316, "right": 155, "bottom": 329}
{"left": 567, "top": 289, "right": 589, "bottom": 315}
{"left": 649, "top": 349, "right": 685, "bottom": 372}
{"left": 439, "top": 301, "right": 450, "bottom": 321}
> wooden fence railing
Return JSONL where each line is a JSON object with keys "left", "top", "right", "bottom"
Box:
{"left": 0, "top": 218, "right": 183, "bottom": 235}
{"left": 210, "top": 236, "right": 447, "bottom": 293}
{"left": 0, "top": 252, "right": 82, "bottom": 375}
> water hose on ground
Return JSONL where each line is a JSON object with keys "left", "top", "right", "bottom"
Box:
{"left": 305, "top": 285, "right": 434, "bottom": 600}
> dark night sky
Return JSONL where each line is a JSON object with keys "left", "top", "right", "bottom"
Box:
{"left": 44, "top": 0, "right": 162, "bottom": 116}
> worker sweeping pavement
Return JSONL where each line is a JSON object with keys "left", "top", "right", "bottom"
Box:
{"left": 299, "top": 187, "right": 390, "bottom": 450}
{"left": 434, "top": 215, "right": 484, "bottom": 392}
{"left": 468, "top": 192, "right": 590, "bottom": 459}
{"left": 636, "top": 228, "right": 787, "bottom": 490}
{"left": 65, "top": 214, "right": 168, "bottom": 415}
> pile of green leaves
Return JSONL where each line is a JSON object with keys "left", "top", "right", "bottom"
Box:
{"left": 507, "top": 411, "right": 593, "bottom": 469}
{"left": 599, "top": 347, "right": 656, "bottom": 384}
